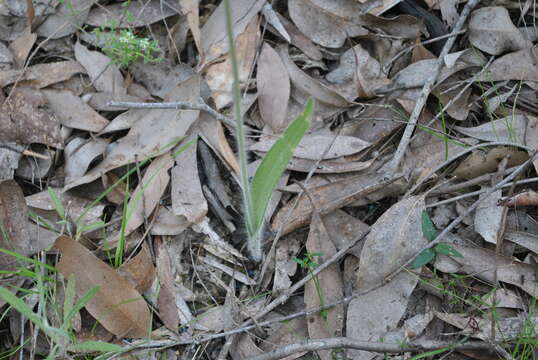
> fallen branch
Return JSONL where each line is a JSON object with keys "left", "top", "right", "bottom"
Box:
{"left": 249, "top": 337, "right": 494, "bottom": 360}
{"left": 386, "top": 0, "right": 481, "bottom": 176}
{"left": 107, "top": 100, "right": 238, "bottom": 130}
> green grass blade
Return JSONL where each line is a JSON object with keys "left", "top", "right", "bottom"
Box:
{"left": 71, "top": 341, "right": 122, "bottom": 353}
{"left": 249, "top": 97, "right": 314, "bottom": 235}
{"left": 47, "top": 187, "right": 66, "bottom": 221}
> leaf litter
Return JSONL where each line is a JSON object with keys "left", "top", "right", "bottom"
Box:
{"left": 1, "top": 0, "right": 538, "bottom": 359}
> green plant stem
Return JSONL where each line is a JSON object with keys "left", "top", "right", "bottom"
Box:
{"left": 223, "top": 0, "right": 258, "bottom": 260}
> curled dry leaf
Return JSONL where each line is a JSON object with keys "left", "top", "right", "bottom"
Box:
{"left": 117, "top": 241, "right": 156, "bottom": 294}
{"left": 469, "top": 7, "right": 532, "bottom": 55}
{"left": 288, "top": 0, "right": 367, "bottom": 48}
{"left": 0, "top": 87, "right": 62, "bottom": 148}
{"left": 64, "top": 137, "right": 110, "bottom": 183}
{"left": 85, "top": 0, "right": 180, "bottom": 28}
{"left": 257, "top": 42, "right": 290, "bottom": 132}
{"left": 53, "top": 235, "right": 151, "bottom": 338}
{"left": 347, "top": 196, "right": 427, "bottom": 360}
{"left": 179, "top": 0, "right": 201, "bottom": 55}
{"left": 150, "top": 206, "right": 190, "bottom": 236}
{"left": 502, "top": 189, "right": 538, "bottom": 207}
{"left": 251, "top": 134, "right": 371, "bottom": 160}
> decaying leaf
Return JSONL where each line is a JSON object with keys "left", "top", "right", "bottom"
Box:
{"left": 0, "top": 87, "right": 62, "bottom": 148}
{"left": 477, "top": 46, "right": 538, "bottom": 82}
{"left": 53, "top": 236, "right": 151, "bottom": 338}
{"left": 454, "top": 115, "right": 527, "bottom": 144}
{"left": 117, "top": 242, "right": 156, "bottom": 294}
{"left": 474, "top": 188, "right": 503, "bottom": 244}
{"left": 0, "top": 61, "right": 85, "bottom": 88}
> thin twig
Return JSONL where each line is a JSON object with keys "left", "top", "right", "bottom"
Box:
{"left": 249, "top": 337, "right": 494, "bottom": 360}
{"left": 426, "top": 177, "right": 538, "bottom": 208}
{"left": 107, "top": 100, "right": 239, "bottom": 130}
{"left": 386, "top": 0, "right": 481, "bottom": 176}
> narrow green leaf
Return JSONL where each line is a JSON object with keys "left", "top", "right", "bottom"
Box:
{"left": 0, "top": 286, "right": 46, "bottom": 329}
{"left": 71, "top": 341, "right": 122, "bottom": 353}
{"left": 421, "top": 210, "right": 438, "bottom": 242}
{"left": 409, "top": 248, "right": 436, "bottom": 269}
{"left": 408, "top": 347, "right": 450, "bottom": 360}
{"left": 48, "top": 187, "right": 66, "bottom": 221}
{"left": 249, "top": 97, "right": 314, "bottom": 234}
{"left": 434, "top": 243, "right": 463, "bottom": 258}
{"left": 0, "top": 248, "right": 56, "bottom": 272}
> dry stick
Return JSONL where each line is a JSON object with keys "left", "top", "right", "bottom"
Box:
{"left": 386, "top": 150, "right": 538, "bottom": 283}
{"left": 426, "top": 177, "right": 538, "bottom": 208}
{"left": 107, "top": 100, "right": 238, "bottom": 130}
{"left": 249, "top": 337, "right": 492, "bottom": 360}
{"left": 386, "top": 0, "right": 481, "bottom": 176}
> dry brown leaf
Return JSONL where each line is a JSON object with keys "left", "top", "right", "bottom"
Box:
{"left": 439, "top": 0, "right": 458, "bottom": 27}
{"left": 503, "top": 189, "right": 538, "bottom": 208}
{"left": 273, "top": 235, "right": 301, "bottom": 294}
{"left": 0, "top": 180, "right": 33, "bottom": 271}
{"left": 475, "top": 187, "right": 503, "bottom": 244}
{"left": 435, "top": 312, "right": 538, "bottom": 341}
{"left": 452, "top": 147, "right": 529, "bottom": 179}
{"left": 171, "top": 138, "right": 207, "bottom": 224}
{"left": 322, "top": 210, "right": 369, "bottom": 257}
{"left": 326, "top": 44, "right": 389, "bottom": 99}
{"left": 200, "top": 0, "right": 265, "bottom": 65}
{"left": 117, "top": 242, "right": 156, "bottom": 294}
{"left": 122, "top": 153, "right": 174, "bottom": 238}
{"left": 130, "top": 62, "right": 196, "bottom": 99}
{"left": 454, "top": 115, "right": 527, "bottom": 144}
{"left": 469, "top": 7, "right": 532, "bottom": 55}
{"left": 37, "top": 0, "right": 94, "bottom": 39}
{"left": 0, "top": 87, "right": 62, "bottom": 148}
{"left": 273, "top": 12, "right": 323, "bottom": 61}
{"left": 64, "top": 137, "right": 110, "bottom": 184}
{"left": 85, "top": 0, "right": 179, "bottom": 28}
{"left": 9, "top": 26, "right": 36, "bottom": 68}
{"left": 150, "top": 206, "right": 190, "bottom": 236}
{"left": 231, "top": 334, "right": 264, "bottom": 360}
{"left": 288, "top": 0, "right": 367, "bottom": 48}
{"left": 259, "top": 316, "right": 308, "bottom": 359}
{"left": 304, "top": 212, "right": 343, "bottom": 360}
{"left": 434, "top": 243, "right": 538, "bottom": 297}
{"left": 0, "top": 61, "right": 85, "bottom": 88}
{"left": 64, "top": 75, "right": 200, "bottom": 190}
{"left": 179, "top": 0, "right": 201, "bottom": 56}
{"left": 204, "top": 16, "right": 260, "bottom": 109}
{"left": 251, "top": 134, "right": 371, "bottom": 160}
{"left": 272, "top": 173, "right": 393, "bottom": 235}
{"left": 155, "top": 238, "right": 181, "bottom": 330}
{"left": 411, "top": 36, "right": 436, "bottom": 62}
{"left": 432, "top": 74, "right": 471, "bottom": 121}
{"left": 53, "top": 235, "right": 151, "bottom": 338}
{"left": 197, "top": 113, "right": 240, "bottom": 174}
{"left": 257, "top": 42, "right": 290, "bottom": 132}
{"left": 356, "top": 13, "right": 427, "bottom": 39}
{"left": 347, "top": 196, "right": 427, "bottom": 360}
{"left": 279, "top": 45, "right": 350, "bottom": 107}
{"left": 74, "top": 41, "right": 126, "bottom": 95}
{"left": 476, "top": 46, "right": 538, "bottom": 82}
{"left": 42, "top": 89, "right": 109, "bottom": 132}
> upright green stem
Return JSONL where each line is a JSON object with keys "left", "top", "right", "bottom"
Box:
{"left": 223, "top": 0, "right": 260, "bottom": 260}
